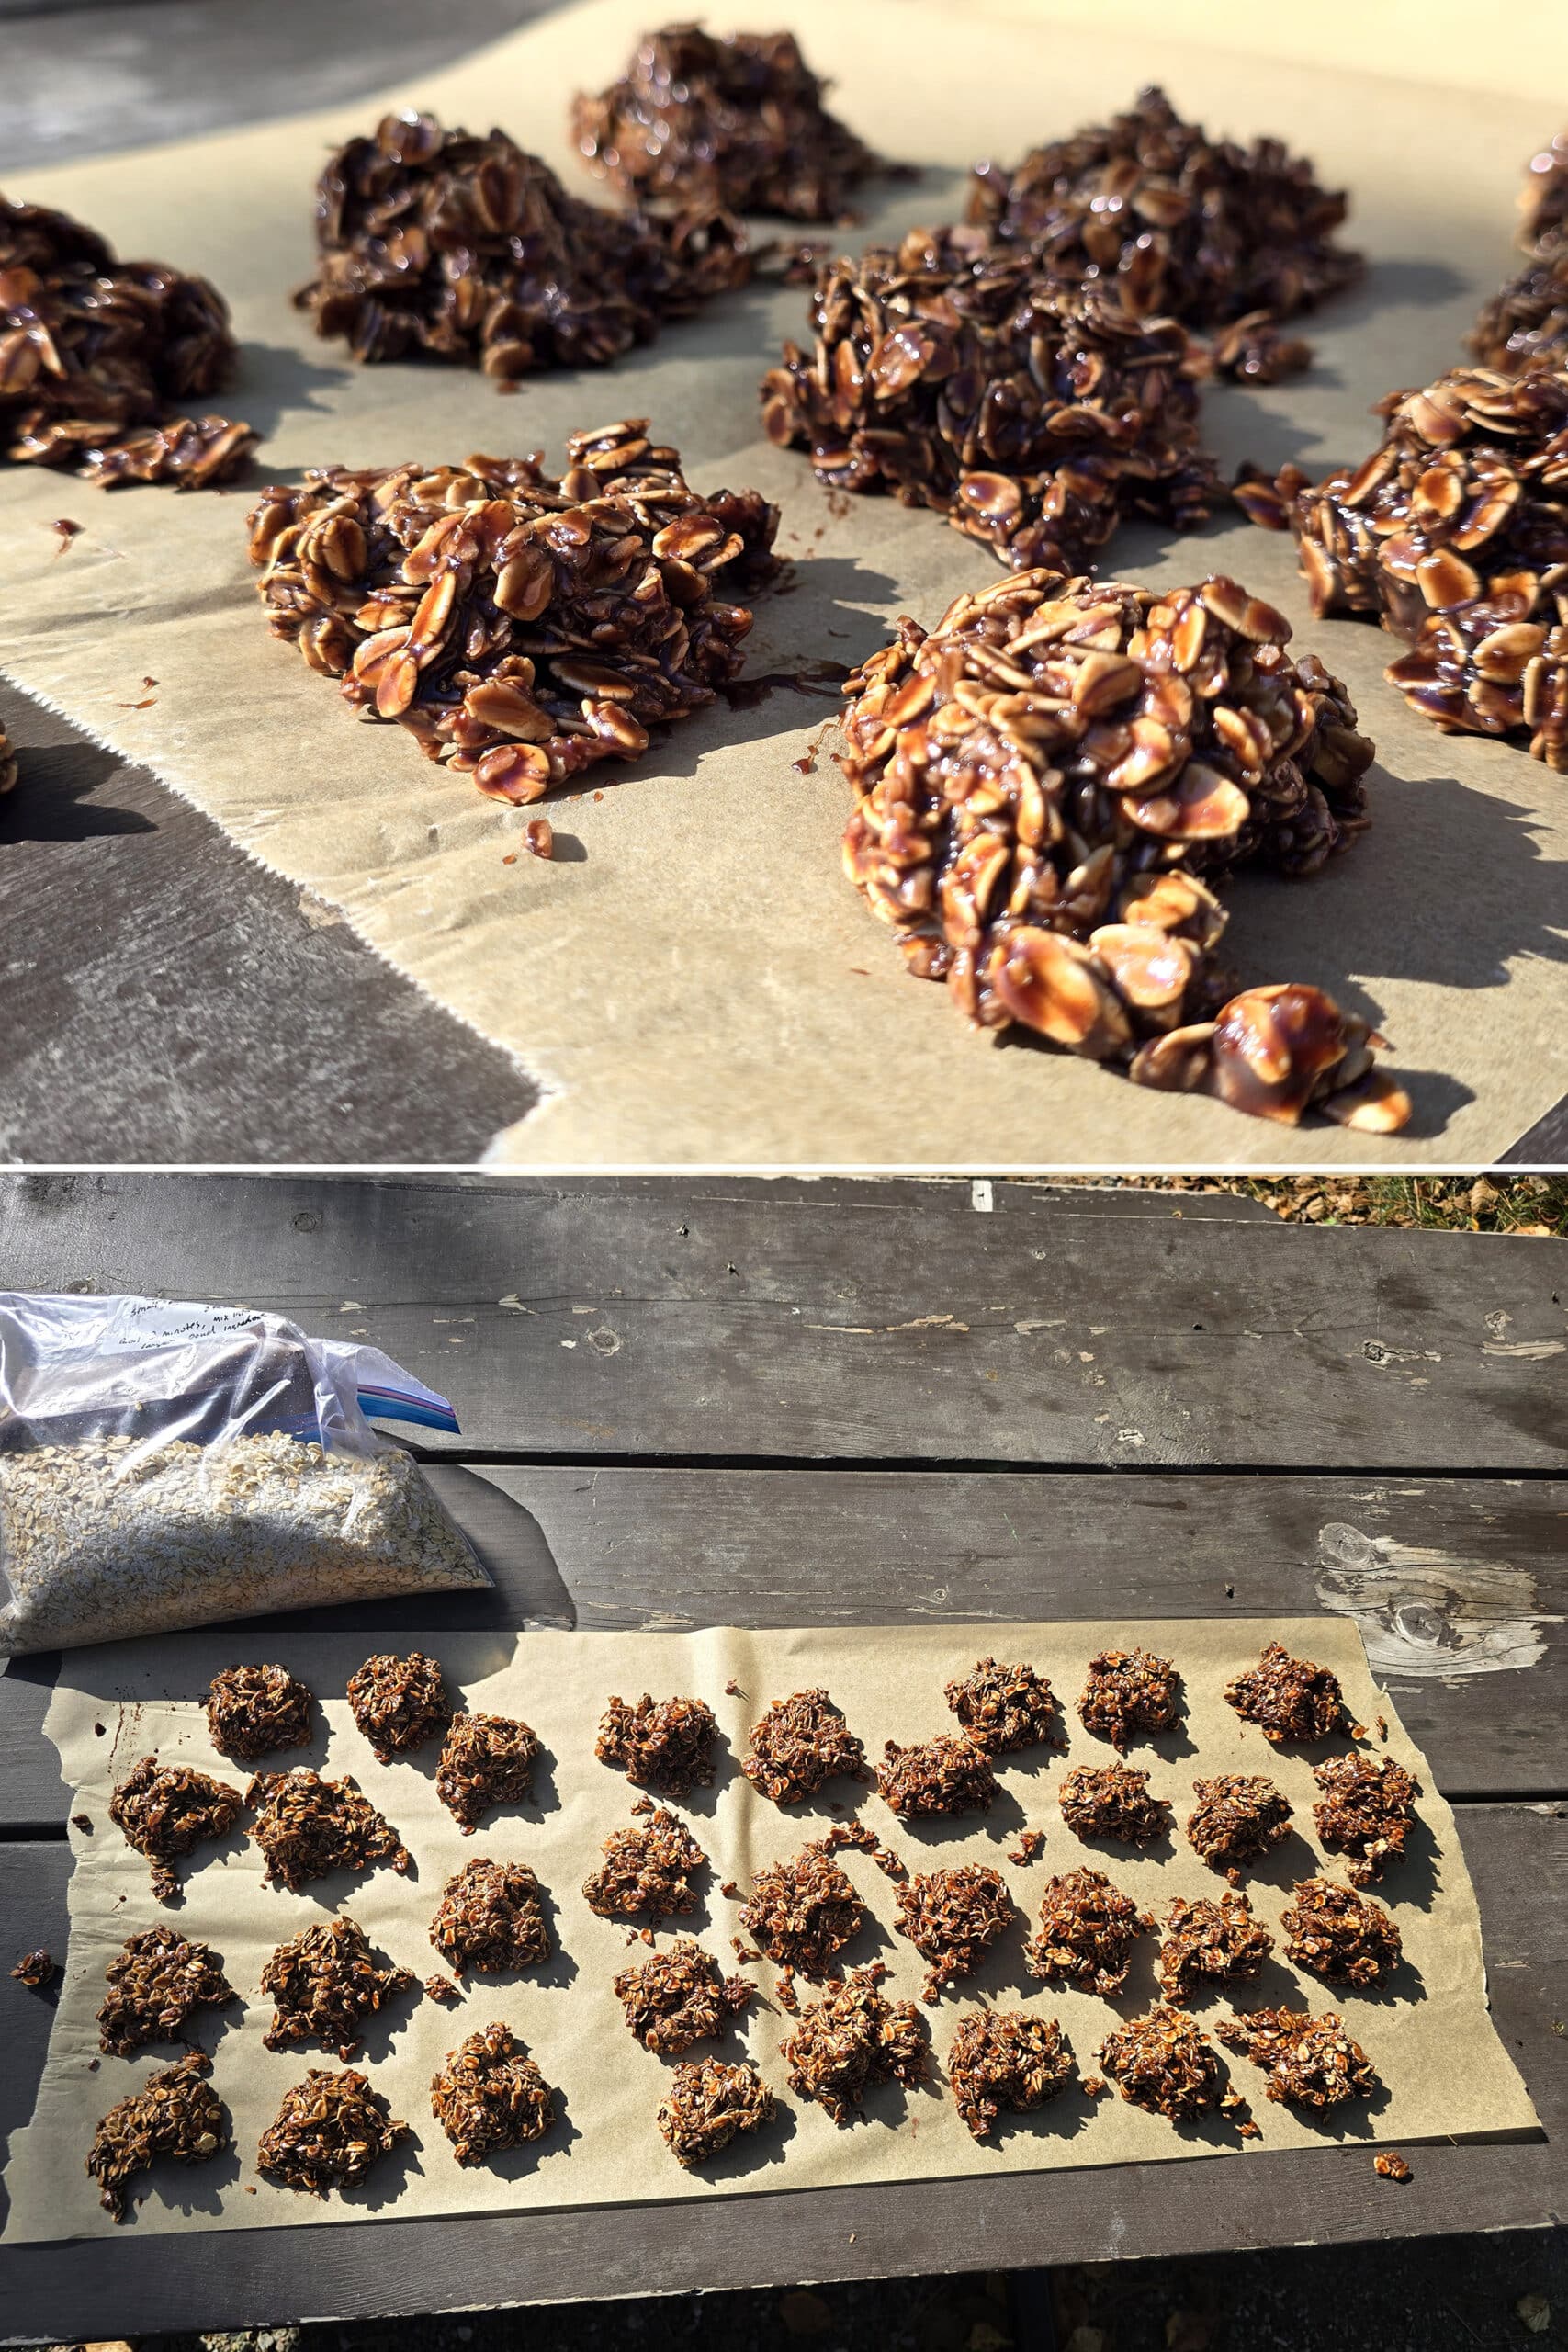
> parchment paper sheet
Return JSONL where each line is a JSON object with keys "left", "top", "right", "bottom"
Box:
{"left": 2, "top": 0, "right": 1567, "bottom": 1164}
{"left": 2, "top": 1616, "right": 1538, "bottom": 2244}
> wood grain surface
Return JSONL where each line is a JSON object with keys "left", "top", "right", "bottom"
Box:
{"left": 0, "top": 1174, "right": 1562, "bottom": 1469}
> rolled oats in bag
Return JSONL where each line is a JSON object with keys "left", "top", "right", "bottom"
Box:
{"left": 0, "top": 1294, "right": 491, "bottom": 1655}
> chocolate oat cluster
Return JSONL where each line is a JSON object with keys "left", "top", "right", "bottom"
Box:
{"left": 944, "top": 1657, "right": 1060, "bottom": 1755}
{"left": 840, "top": 568, "right": 1409, "bottom": 1131}
{"left": 596, "top": 1689, "right": 719, "bottom": 1794}
{"left": 108, "top": 1756, "right": 244, "bottom": 1901}
{"left": 740, "top": 1688, "right": 865, "bottom": 1803}
{"left": 893, "top": 1863, "right": 1015, "bottom": 2001}
{"left": 346, "top": 1650, "right": 451, "bottom": 1759}
{"left": 205, "top": 1663, "right": 314, "bottom": 1762}
{"left": 96, "top": 1926, "right": 236, "bottom": 2057}
{"left": 966, "top": 86, "right": 1359, "bottom": 330}
{"left": 657, "top": 2054, "right": 775, "bottom": 2166}
{"left": 948, "top": 2009, "right": 1077, "bottom": 2141}
{"left": 739, "top": 1841, "right": 867, "bottom": 1980}
{"left": 435, "top": 1711, "right": 544, "bottom": 1832}
{"left": 1469, "top": 130, "right": 1568, "bottom": 373}
{"left": 1059, "top": 1762, "right": 1172, "bottom": 1846}
{"left": 614, "top": 1939, "right": 754, "bottom": 2053}
{"left": 430, "top": 2022, "right": 556, "bottom": 2165}
{"left": 762, "top": 233, "right": 1217, "bottom": 576}
{"left": 1024, "top": 1866, "right": 1155, "bottom": 1996}
{"left": 1224, "top": 1642, "right": 1349, "bottom": 1744}
{"left": 581, "top": 1808, "right": 709, "bottom": 1924}
{"left": 1098, "top": 2004, "right": 1228, "bottom": 2121}
{"left": 259, "top": 1917, "right": 416, "bottom": 2060}
{"left": 1312, "top": 1754, "right": 1421, "bottom": 1886}
{"left": 297, "top": 112, "right": 752, "bottom": 379}
{"left": 1185, "top": 1773, "right": 1294, "bottom": 1876}
{"left": 430, "top": 1859, "right": 552, "bottom": 1974}
{"left": 1216, "top": 2007, "right": 1379, "bottom": 2110}
{"left": 1243, "top": 366, "right": 1568, "bottom": 771}
{"left": 572, "top": 25, "right": 891, "bottom": 222}
{"left": 1157, "top": 1891, "right": 1274, "bottom": 1998}
{"left": 1281, "top": 1877, "right": 1402, "bottom": 1986}
{"left": 257, "top": 2067, "right": 410, "bottom": 2197}
{"left": 781, "top": 1965, "right": 928, "bottom": 2122}
{"left": 877, "top": 1735, "right": 998, "bottom": 1816}
{"left": 249, "top": 422, "right": 778, "bottom": 804}
{"left": 1077, "top": 1648, "right": 1181, "bottom": 1750}
{"left": 246, "top": 1768, "right": 410, "bottom": 1891}
{"left": 0, "top": 196, "right": 254, "bottom": 487}
{"left": 87, "top": 2049, "right": 228, "bottom": 2221}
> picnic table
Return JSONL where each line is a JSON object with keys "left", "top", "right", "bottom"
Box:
{"left": 0, "top": 1172, "right": 1562, "bottom": 2341}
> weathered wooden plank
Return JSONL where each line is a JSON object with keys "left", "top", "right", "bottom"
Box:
{"left": 1, "top": 1802, "right": 1558, "bottom": 2339}
{"left": 2, "top": 1174, "right": 1563, "bottom": 1470}
{"left": 2, "top": 1467, "right": 1561, "bottom": 1832}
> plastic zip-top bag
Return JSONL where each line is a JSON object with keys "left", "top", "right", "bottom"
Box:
{"left": 0, "top": 1293, "right": 491, "bottom": 1655}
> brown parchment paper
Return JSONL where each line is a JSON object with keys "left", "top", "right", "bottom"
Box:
{"left": 1, "top": 1616, "right": 1539, "bottom": 2244}
{"left": 2, "top": 0, "right": 1568, "bottom": 1166}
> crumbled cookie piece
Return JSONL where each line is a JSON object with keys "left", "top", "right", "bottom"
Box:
{"left": 1024, "top": 1867, "right": 1155, "bottom": 1996}
{"left": 206, "top": 1663, "right": 314, "bottom": 1761}
{"left": 1077, "top": 1648, "right": 1181, "bottom": 1750}
{"left": 894, "top": 1864, "right": 1015, "bottom": 2002}
{"left": 257, "top": 2066, "right": 409, "bottom": 2196}
{"left": 424, "top": 1974, "right": 462, "bottom": 2006}
{"left": 1186, "top": 1773, "right": 1293, "bottom": 1875}
{"left": 11, "top": 1947, "right": 57, "bottom": 1989}
{"left": 740, "top": 1688, "right": 865, "bottom": 1803}
{"left": 246, "top": 1768, "right": 410, "bottom": 1891}
{"left": 431, "top": 1859, "right": 552, "bottom": 1974}
{"left": 614, "top": 1938, "right": 752, "bottom": 2053}
{"left": 740, "top": 1841, "right": 866, "bottom": 1980}
{"left": 1098, "top": 2004, "right": 1227, "bottom": 2120}
{"left": 819, "top": 1819, "right": 907, "bottom": 1879}
{"left": 435, "top": 1711, "right": 543, "bottom": 1832}
{"left": 1009, "top": 1829, "right": 1047, "bottom": 1865}
{"left": 1216, "top": 2007, "right": 1379, "bottom": 2109}
{"left": 260, "top": 1917, "right": 416, "bottom": 2060}
{"left": 87, "top": 2049, "right": 227, "bottom": 2222}
{"left": 1281, "top": 1877, "right": 1402, "bottom": 1985}
{"left": 96, "top": 1926, "right": 235, "bottom": 2056}
{"left": 1158, "top": 1892, "right": 1274, "bottom": 1999}
{"left": 877, "top": 1735, "right": 998, "bottom": 1816}
{"left": 1312, "top": 1754, "right": 1421, "bottom": 1885}
{"left": 596, "top": 1692, "right": 718, "bottom": 1795}
{"left": 430, "top": 2021, "right": 555, "bottom": 2165}
{"left": 346, "top": 1650, "right": 451, "bottom": 1759}
{"left": 1059, "top": 1762, "right": 1172, "bottom": 1846}
{"left": 780, "top": 1964, "right": 928, "bottom": 2122}
{"left": 948, "top": 2008, "right": 1076, "bottom": 2141}
{"left": 1374, "top": 2149, "right": 1412, "bottom": 2181}
{"left": 944, "top": 1657, "right": 1061, "bottom": 1755}
{"left": 656, "top": 2055, "right": 774, "bottom": 2166}
{"left": 581, "top": 1809, "right": 708, "bottom": 1924}
{"left": 109, "top": 1756, "right": 244, "bottom": 1901}
{"left": 1225, "top": 1643, "right": 1348, "bottom": 1742}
